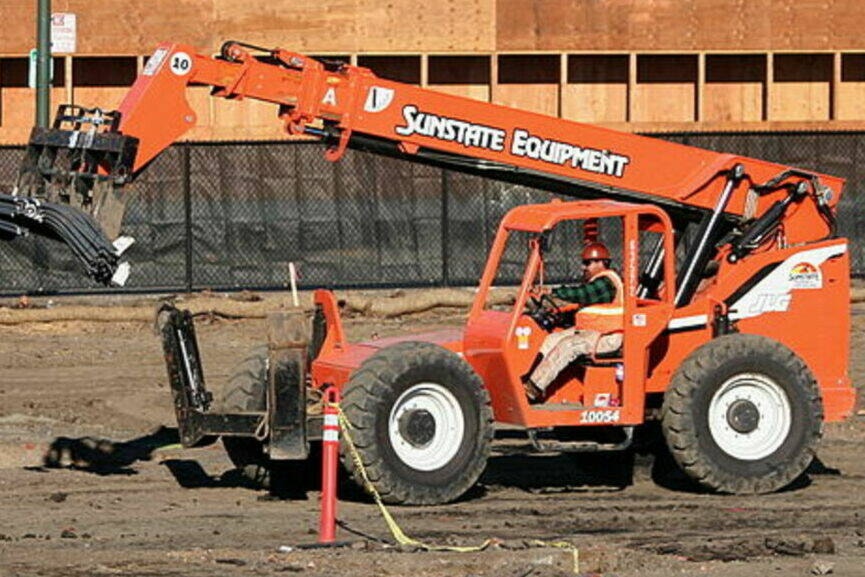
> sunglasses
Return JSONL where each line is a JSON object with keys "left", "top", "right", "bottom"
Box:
{"left": 582, "top": 259, "right": 603, "bottom": 266}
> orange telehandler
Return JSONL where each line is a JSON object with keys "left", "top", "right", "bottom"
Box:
{"left": 10, "top": 41, "right": 856, "bottom": 503}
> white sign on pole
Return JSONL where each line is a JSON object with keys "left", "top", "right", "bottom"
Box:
{"left": 51, "top": 13, "right": 77, "bottom": 54}
{"left": 28, "top": 48, "right": 55, "bottom": 89}
{"left": 28, "top": 49, "right": 38, "bottom": 89}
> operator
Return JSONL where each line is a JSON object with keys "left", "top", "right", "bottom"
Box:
{"left": 524, "top": 241, "right": 624, "bottom": 402}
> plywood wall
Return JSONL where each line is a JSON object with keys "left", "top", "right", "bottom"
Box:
{"left": 4, "top": 1, "right": 865, "bottom": 56}
{"left": 0, "top": 0, "right": 495, "bottom": 55}
{"left": 496, "top": 0, "right": 865, "bottom": 52}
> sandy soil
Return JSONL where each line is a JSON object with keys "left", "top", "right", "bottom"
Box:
{"left": 0, "top": 294, "right": 863, "bottom": 577}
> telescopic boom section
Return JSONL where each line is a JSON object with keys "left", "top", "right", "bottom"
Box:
{"left": 119, "top": 42, "right": 842, "bottom": 248}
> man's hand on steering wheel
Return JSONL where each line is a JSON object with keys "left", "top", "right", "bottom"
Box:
{"left": 527, "top": 292, "right": 579, "bottom": 331}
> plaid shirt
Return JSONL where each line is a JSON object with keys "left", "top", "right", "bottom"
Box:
{"left": 552, "top": 275, "right": 616, "bottom": 305}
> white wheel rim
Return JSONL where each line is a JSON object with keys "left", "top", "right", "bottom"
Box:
{"left": 388, "top": 382, "right": 465, "bottom": 472}
{"left": 708, "top": 373, "right": 792, "bottom": 461}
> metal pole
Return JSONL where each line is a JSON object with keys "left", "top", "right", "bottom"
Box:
{"left": 441, "top": 169, "right": 450, "bottom": 287}
{"left": 36, "top": 0, "right": 51, "bottom": 127}
{"left": 183, "top": 144, "right": 194, "bottom": 292}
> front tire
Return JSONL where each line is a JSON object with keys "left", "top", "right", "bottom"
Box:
{"left": 661, "top": 334, "right": 822, "bottom": 494}
{"left": 341, "top": 342, "right": 493, "bottom": 505}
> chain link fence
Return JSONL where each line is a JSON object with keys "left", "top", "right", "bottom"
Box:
{"left": 1, "top": 132, "right": 863, "bottom": 295}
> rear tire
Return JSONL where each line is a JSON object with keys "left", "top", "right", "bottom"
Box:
{"left": 220, "top": 346, "right": 273, "bottom": 488}
{"left": 341, "top": 342, "right": 493, "bottom": 505}
{"left": 661, "top": 334, "right": 822, "bottom": 494}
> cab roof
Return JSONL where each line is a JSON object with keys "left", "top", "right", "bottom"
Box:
{"left": 501, "top": 199, "right": 664, "bottom": 233}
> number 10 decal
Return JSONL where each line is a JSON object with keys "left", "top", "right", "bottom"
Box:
{"left": 170, "top": 52, "right": 192, "bottom": 76}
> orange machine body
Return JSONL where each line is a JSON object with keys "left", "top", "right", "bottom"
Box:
{"left": 310, "top": 200, "right": 853, "bottom": 428}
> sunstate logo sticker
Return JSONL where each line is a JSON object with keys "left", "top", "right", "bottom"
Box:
{"left": 789, "top": 262, "right": 822, "bottom": 289}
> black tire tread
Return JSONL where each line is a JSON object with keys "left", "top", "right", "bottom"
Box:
{"left": 220, "top": 346, "right": 271, "bottom": 488}
{"left": 340, "top": 341, "right": 494, "bottom": 505}
{"left": 661, "top": 333, "right": 823, "bottom": 494}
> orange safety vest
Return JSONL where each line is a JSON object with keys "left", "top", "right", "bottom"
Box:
{"left": 575, "top": 269, "right": 624, "bottom": 334}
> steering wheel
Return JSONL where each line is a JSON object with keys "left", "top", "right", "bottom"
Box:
{"left": 526, "top": 293, "right": 577, "bottom": 331}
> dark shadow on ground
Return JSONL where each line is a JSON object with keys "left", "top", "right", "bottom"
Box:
{"left": 161, "top": 458, "right": 309, "bottom": 493}
{"left": 38, "top": 426, "right": 181, "bottom": 475}
{"left": 646, "top": 443, "right": 818, "bottom": 494}
{"left": 479, "top": 450, "right": 635, "bottom": 495}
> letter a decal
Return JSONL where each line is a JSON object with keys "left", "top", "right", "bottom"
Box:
{"left": 322, "top": 87, "right": 338, "bottom": 106}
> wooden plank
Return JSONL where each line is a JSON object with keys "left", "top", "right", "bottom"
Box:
{"left": 493, "top": 84, "right": 558, "bottom": 116}
{"left": 212, "top": 0, "right": 494, "bottom": 53}
{"left": 64, "top": 56, "right": 73, "bottom": 104}
{"left": 632, "top": 55, "right": 697, "bottom": 123}
{"left": 692, "top": 0, "right": 772, "bottom": 52}
{"left": 770, "top": 53, "right": 832, "bottom": 121}
{"left": 703, "top": 54, "right": 765, "bottom": 123}
{"left": 0, "top": 87, "right": 66, "bottom": 144}
{"left": 836, "top": 53, "right": 865, "bottom": 121}
{"left": 426, "top": 53, "right": 493, "bottom": 103}
{"left": 72, "top": 87, "right": 130, "bottom": 110}
{"left": 562, "top": 55, "right": 628, "bottom": 123}
{"left": 494, "top": 54, "right": 559, "bottom": 116}
{"left": 357, "top": 56, "right": 421, "bottom": 84}
{"left": 0, "top": 0, "right": 494, "bottom": 54}
{"left": 427, "top": 84, "right": 490, "bottom": 102}
{"left": 0, "top": 2, "right": 36, "bottom": 55}
{"left": 833, "top": 52, "right": 841, "bottom": 120}
{"left": 561, "top": 83, "right": 627, "bottom": 123}
{"left": 766, "top": 53, "right": 773, "bottom": 121}
{"left": 696, "top": 53, "right": 705, "bottom": 122}
{"left": 56, "top": 0, "right": 215, "bottom": 55}
{"left": 558, "top": 53, "right": 566, "bottom": 118}
{"left": 494, "top": 0, "right": 865, "bottom": 52}
{"left": 628, "top": 53, "right": 636, "bottom": 122}
{"left": 207, "top": 97, "right": 283, "bottom": 135}
{"left": 5, "top": 1, "right": 865, "bottom": 55}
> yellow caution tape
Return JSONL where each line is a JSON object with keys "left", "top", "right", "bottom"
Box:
{"left": 331, "top": 402, "right": 490, "bottom": 552}
{"left": 328, "top": 400, "right": 581, "bottom": 569}
{"left": 529, "top": 539, "right": 580, "bottom": 574}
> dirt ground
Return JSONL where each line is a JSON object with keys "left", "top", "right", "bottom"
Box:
{"left": 0, "top": 292, "right": 863, "bottom": 577}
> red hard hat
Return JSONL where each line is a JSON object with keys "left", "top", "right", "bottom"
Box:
{"left": 582, "top": 242, "right": 610, "bottom": 261}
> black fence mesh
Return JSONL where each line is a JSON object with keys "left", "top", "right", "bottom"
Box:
{"left": 1, "top": 132, "right": 863, "bottom": 295}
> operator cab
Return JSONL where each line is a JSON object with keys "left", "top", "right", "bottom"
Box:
{"left": 464, "top": 199, "right": 676, "bottom": 428}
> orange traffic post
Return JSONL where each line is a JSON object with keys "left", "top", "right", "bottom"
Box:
{"left": 319, "top": 387, "right": 340, "bottom": 543}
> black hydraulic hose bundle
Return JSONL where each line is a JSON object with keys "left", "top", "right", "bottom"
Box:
{"left": 2, "top": 104, "right": 139, "bottom": 286}
{"left": 0, "top": 192, "right": 127, "bottom": 286}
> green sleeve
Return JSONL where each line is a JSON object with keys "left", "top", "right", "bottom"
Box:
{"left": 552, "top": 276, "right": 616, "bottom": 305}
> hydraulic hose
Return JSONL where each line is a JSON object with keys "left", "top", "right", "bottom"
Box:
{"left": 0, "top": 192, "right": 128, "bottom": 286}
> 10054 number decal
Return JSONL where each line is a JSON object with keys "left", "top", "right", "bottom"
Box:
{"left": 580, "top": 410, "right": 621, "bottom": 424}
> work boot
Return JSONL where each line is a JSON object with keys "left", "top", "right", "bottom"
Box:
{"left": 523, "top": 378, "right": 544, "bottom": 403}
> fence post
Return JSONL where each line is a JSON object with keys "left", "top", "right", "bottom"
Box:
{"left": 182, "top": 144, "right": 193, "bottom": 292}
{"left": 441, "top": 168, "right": 450, "bottom": 288}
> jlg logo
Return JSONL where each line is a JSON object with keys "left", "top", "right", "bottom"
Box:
{"left": 746, "top": 293, "right": 792, "bottom": 314}
{"left": 580, "top": 410, "right": 621, "bottom": 424}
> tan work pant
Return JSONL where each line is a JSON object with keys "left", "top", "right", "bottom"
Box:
{"left": 531, "top": 329, "right": 623, "bottom": 392}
